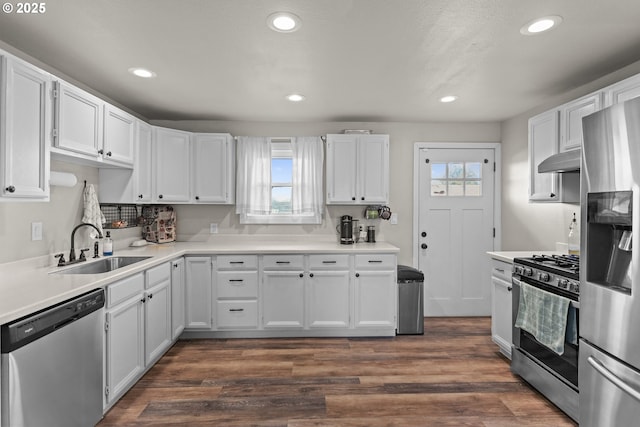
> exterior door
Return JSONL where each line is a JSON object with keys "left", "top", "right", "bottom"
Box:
{"left": 417, "top": 146, "right": 496, "bottom": 316}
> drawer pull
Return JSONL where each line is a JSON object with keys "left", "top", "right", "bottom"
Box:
{"left": 322, "top": 260, "right": 337, "bottom": 264}
{"left": 229, "top": 279, "right": 244, "bottom": 283}
{"left": 276, "top": 261, "right": 291, "bottom": 264}
{"left": 495, "top": 268, "right": 505, "bottom": 273}
{"left": 230, "top": 261, "right": 245, "bottom": 264}
{"left": 368, "top": 260, "right": 383, "bottom": 263}
{"left": 229, "top": 308, "right": 244, "bottom": 312}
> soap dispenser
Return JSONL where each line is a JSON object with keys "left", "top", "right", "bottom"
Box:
{"left": 103, "top": 231, "right": 113, "bottom": 256}
{"left": 568, "top": 213, "right": 580, "bottom": 255}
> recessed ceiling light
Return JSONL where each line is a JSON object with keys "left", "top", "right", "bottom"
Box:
{"left": 286, "top": 93, "right": 305, "bottom": 102}
{"left": 128, "top": 67, "right": 157, "bottom": 78}
{"left": 268, "top": 12, "right": 301, "bottom": 33}
{"left": 520, "top": 16, "right": 563, "bottom": 35}
{"left": 440, "top": 95, "right": 458, "bottom": 103}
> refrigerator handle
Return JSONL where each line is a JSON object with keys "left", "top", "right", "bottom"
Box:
{"left": 588, "top": 356, "right": 640, "bottom": 402}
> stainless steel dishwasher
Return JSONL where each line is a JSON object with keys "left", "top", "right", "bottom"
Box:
{"left": 1, "top": 288, "right": 105, "bottom": 427}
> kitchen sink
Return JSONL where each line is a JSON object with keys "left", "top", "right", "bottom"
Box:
{"left": 54, "top": 256, "right": 152, "bottom": 274}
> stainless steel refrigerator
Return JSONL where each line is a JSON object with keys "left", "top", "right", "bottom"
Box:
{"left": 580, "top": 96, "right": 640, "bottom": 425}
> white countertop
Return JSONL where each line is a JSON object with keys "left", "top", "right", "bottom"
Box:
{"left": 487, "top": 250, "right": 563, "bottom": 263}
{"left": 0, "top": 236, "right": 399, "bottom": 325}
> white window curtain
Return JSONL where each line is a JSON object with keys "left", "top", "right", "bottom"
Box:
{"left": 291, "top": 136, "right": 324, "bottom": 223}
{"left": 235, "top": 136, "right": 271, "bottom": 215}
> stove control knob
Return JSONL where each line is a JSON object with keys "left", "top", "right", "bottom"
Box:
{"left": 558, "top": 279, "right": 568, "bottom": 289}
{"left": 523, "top": 267, "right": 533, "bottom": 277}
{"left": 513, "top": 266, "right": 522, "bottom": 275}
{"left": 539, "top": 272, "right": 550, "bottom": 282}
{"left": 570, "top": 282, "right": 580, "bottom": 293}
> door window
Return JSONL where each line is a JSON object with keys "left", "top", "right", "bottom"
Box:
{"left": 431, "top": 162, "right": 482, "bottom": 197}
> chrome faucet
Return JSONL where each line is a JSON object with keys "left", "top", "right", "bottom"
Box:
{"left": 69, "top": 223, "right": 103, "bottom": 263}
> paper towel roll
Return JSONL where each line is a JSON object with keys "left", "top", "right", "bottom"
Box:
{"left": 50, "top": 171, "right": 78, "bottom": 187}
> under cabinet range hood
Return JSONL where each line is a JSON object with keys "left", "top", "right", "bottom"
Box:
{"left": 538, "top": 149, "right": 581, "bottom": 173}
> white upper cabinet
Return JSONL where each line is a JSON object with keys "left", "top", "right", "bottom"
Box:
{"left": 0, "top": 55, "right": 51, "bottom": 200}
{"left": 604, "top": 73, "right": 640, "bottom": 107}
{"left": 153, "top": 126, "right": 191, "bottom": 203}
{"left": 135, "top": 121, "right": 153, "bottom": 202}
{"left": 54, "top": 80, "right": 103, "bottom": 157}
{"left": 53, "top": 80, "right": 134, "bottom": 167}
{"left": 103, "top": 104, "right": 136, "bottom": 166}
{"left": 559, "top": 92, "right": 602, "bottom": 152}
{"left": 191, "top": 133, "right": 234, "bottom": 204}
{"left": 528, "top": 110, "right": 560, "bottom": 202}
{"left": 326, "top": 134, "right": 389, "bottom": 205}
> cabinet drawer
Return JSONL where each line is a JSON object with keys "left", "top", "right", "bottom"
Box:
{"left": 107, "top": 273, "right": 144, "bottom": 307}
{"left": 263, "top": 254, "right": 304, "bottom": 270}
{"left": 309, "top": 254, "right": 350, "bottom": 270}
{"left": 216, "top": 300, "right": 258, "bottom": 328}
{"left": 217, "top": 255, "right": 258, "bottom": 270}
{"left": 145, "top": 262, "right": 170, "bottom": 289}
{"left": 355, "top": 254, "right": 396, "bottom": 269}
{"left": 491, "top": 259, "right": 513, "bottom": 282}
{"left": 217, "top": 271, "right": 259, "bottom": 298}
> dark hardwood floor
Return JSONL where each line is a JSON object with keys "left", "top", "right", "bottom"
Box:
{"left": 98, "top": 318, "right": 577, "bottom": 426}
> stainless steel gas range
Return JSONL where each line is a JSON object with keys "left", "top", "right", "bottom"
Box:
{"left": 511, "top": 254, "right": 580, "bottom": 422}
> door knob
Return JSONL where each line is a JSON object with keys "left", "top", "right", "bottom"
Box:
{"left": 421, "top": 243, "right": 428, "bottom": 249}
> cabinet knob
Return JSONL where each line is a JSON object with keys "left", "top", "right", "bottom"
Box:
{"left": 138, "top": 194, "right": 143, "bottom": 199}
{"left": 98, "top": 149, "right": 104, "bottom": 155}
{"left": 158, "top": 194, "right": 163, "bottom": 199}
{"left": 5, "top": 185, "right": 15, "bottom": 193}
{"left": 361, "top": 197, "right": 365, "bottom": 201}
{"left": 507, "top": 286, "right": 513, "bottom": 292}
{"left": 352, "top": 197, "right": 356, "bottom": 201}
{"left": 148, "top": 293, "right": 153, "bottom": 299}
{"left": 173, "top": 263, "right": 179, "bottom": 268}
{"left": 421, "top": 231, "right": 427, "bottom": 237}
{"left": 309, "top": 273, "right": 314, "bottom": 278}
{"left": 195, "top": 196, "right": 200, "bottom": 200}
{"left": 421, "top": 243, "right": 428, "bottom": 249}
{"left": 299, "top": 273, "right": 304, "bottom": 278}
{"left": 355, "top": 273, "right": 360, "bottom": 278}
{"left": 106, "top": 151, "right": 112, "bottom": 157}
{"left": 550, "top": 193, "right": 556, "bottom": 198}
{"left": 141, "top": 297, "right": 146, "bottom": 303}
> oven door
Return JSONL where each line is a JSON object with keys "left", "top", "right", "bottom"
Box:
{"left": 511, "top": 275, "right": 579, "bottom": 389}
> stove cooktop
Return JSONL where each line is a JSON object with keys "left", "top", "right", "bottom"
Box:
{"left": 514, "top": 254, "right": 580, "bottom": 295}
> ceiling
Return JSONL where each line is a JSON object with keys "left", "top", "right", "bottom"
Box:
{"left": 2, "top": 0, "right": 640, "bottom": 123}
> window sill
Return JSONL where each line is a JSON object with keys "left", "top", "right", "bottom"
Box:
{"left": 239, "top": 213, "right": 322, "bottom": 225}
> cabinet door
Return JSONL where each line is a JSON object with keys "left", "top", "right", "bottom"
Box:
{"left": 171, "top": 258, "right": 185, "bottom": 340}
{"left": 604, "top": 73, "right": 640, "bottom": 107}
{"left": 153, "top": 126, "right": 191, "bottom": 202}
{"left": 105, "top": 295, "right": 144, "bottom": 406}
{"left": 491, "top": 275, "right": 513, "bottom": 359}
{"left": 326, "top": 134, "right": 357, "bottom": 203}
{"left": 136, "top": 121, "right": 153, "bottom": 202}
{"left": 185, "top": 256, "right": 212, "bottom": 329}
{"left": 560, "top": 93, "right": 602, "bottom": 152}
{"left": 307, "top": 270, "right": 350, "bottom": 328}
{"left": 354, "top": 270, "right": 396, "bottom": 328}
{"left": 54, "top": 80, "right": 103, "bottom": 157}
{"left": 144, "top": 279, "right": 172, "bottom": 365}
{"left": 262, "top": 271, "right": 305, "bottom": 328}
{"left": 0, "top": 56, "right": 51, "bottom": 199}
{"left": 192, "top": 133, "right": 232, "bottom": 203}
{"left": 528, "top": 110, "right": 560, "bottom": 202}
{"left": 103, "top": 104, "right": 135, "bottom": 165}
{"left": 357, "top": 134, "right": 389, "bottom": 204}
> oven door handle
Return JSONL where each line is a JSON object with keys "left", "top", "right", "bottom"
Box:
{"left": 570, "top": 300, "right": 580, "bottom": 309}
{"left": 588, "top": 356, "right": 640, "bottom": 402}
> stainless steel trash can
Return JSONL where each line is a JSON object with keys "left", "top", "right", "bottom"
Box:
{"left": 397, "top": 265, "right": 424, "bottom": 335}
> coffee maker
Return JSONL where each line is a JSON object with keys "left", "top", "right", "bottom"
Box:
{"left": 338, "top": 215, "right": 354, "bottom": 244}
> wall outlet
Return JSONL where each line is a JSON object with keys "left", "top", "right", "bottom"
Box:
{"left": 209, "top": 223, "right": 218, "bottom": 234}
{"left": 390, "top": 213, "right": 398, "bottom": 225}
{"left": 31, "top": 222, "right": 43, "bottom": 241}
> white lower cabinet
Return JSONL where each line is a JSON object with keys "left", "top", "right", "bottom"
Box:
{"left": 354, "top": 254, "right": 397, "bottom": 328}
{"left": 171, "top": 257, "right": 185, "bottom": 340}
{"left": 263, "top": 270, "right": 306, "bottom": 328}
{"left": 215, "top": 255, "right": 259, "bottom": 329}
{"left": 490, "top": 258, "right": 513, "bottom": 359}
{"left": 185, "top": 256, "right": 213, "bottom": 329}
{"left": 308, "top": 254, "right": 350, "bottom": 329}
{"left": 144, "top": 263, "right": 172, "bottom": 365}
{"left": 104, "top": 261, "right": 176, "bottom": 410}
{"left": 104, "top": 273, "right": 145, "bottom": 408}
